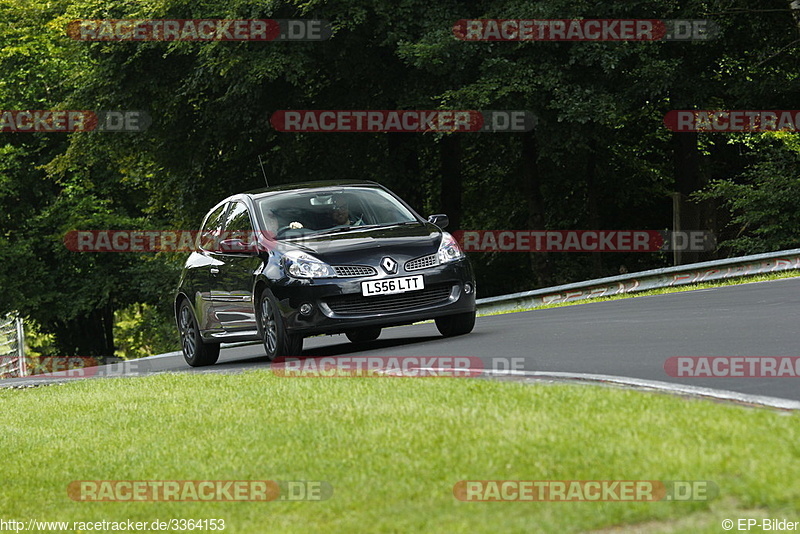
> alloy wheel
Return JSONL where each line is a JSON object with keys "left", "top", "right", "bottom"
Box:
{"left": 179, "top": 305, "right": 197, "bottom": 359}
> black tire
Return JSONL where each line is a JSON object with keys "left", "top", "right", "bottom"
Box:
{"left": 345, "top": 327, "right": 382, "bottom": 343}
{"left": 178, "top": 301, "right": 220, "bottom": 367}
{"left": 257, "top": 289, "right": 303, "bottom": 360}
{"left": 435, "top": 310, "right": 476, "bottom": 337}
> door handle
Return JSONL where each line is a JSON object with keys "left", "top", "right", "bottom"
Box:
{"left": 210, "top": 267, "right": 220, "bottom": 274}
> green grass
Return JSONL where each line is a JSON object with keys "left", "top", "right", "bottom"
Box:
{"left": 1, "top": 372, "right": 799, "bottom": 533}
{"left": 479, "top": 270, "right": 800, "bottom": 316}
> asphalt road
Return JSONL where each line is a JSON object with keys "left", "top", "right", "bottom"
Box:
{"left": 4, "top": 277, "right": 799, "bottom": 401}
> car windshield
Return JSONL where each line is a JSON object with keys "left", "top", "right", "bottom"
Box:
{"left": 255, "top": 186, "right": 418, "bottom": 240}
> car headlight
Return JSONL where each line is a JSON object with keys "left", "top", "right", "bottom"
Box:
{"left": 437, "top": 231, "right": 465, "bottom": 264}
{"left": 284, "top": 251, "right": 336, "bottom": 278}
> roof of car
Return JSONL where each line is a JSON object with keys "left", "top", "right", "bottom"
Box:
{"left": 245, "top": 180, "right": 381, "bottom": 198}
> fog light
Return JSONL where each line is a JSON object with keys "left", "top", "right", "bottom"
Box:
{"left": 299, "top": 303, "right": 314, "bottom": 316}
{"left": 464, "top": 283, "right": 473, "bottom": 294}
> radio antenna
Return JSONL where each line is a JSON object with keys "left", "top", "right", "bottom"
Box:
{"left": 258, "top": 155, "right": 269, "bottom": 187}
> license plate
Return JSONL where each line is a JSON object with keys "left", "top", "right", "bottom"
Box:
{"left": 361, "top": 275, "right": 424, "bottom": 296}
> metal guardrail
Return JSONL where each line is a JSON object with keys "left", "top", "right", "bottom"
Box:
{"left": 476, "top": 248, "right": 800, "bottom": 315}
{"left": 0, "top": 314, "right": 25, "bottom": 378}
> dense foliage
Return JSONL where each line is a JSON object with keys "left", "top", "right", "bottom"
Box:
{"left": 1, "top": 0, "right": 798, "bottom": 357}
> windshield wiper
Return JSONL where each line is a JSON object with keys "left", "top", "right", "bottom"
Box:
{"left": 314, "top": 221, "right": 412, "bottom": 235}
{"left": 311, "top": 226, "right": 362, "bottom": 236}
{"left": 314, "top": 221, "right": 420, "bottom": 237}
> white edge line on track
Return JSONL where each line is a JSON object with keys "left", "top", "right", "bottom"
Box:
{"left": 381, "top": 368, "right": 800, "bottom": 411}
{"left": 134, "top": 341, "right": 261, "bottom": 361}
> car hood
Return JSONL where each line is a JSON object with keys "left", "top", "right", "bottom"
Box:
{"left": 277, "top": 222, "right": 443, "bottom": 264}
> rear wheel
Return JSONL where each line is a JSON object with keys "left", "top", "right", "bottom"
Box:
{"left": 178, "top": 301, "right": 220, "bottom": 367}
{"left": 435, "top": 310, "right": 476, "bottom": 337}
{"left": 345, "top": 327, "right": 382, "bottom": 343}
{"left": 258, "top": 289, "right": 303, "bottom": 360}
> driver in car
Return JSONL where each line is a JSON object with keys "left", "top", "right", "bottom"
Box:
{"left": 331, "top": 196, "right": 363, "bottom": 227}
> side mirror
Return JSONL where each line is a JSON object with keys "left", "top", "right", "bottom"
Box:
{"left": 427, "top": 214, "right": 449, "bottom": 229}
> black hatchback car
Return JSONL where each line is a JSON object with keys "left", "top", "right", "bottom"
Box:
{"left": 175, "top": 181, "right": 476, "bottom": 366}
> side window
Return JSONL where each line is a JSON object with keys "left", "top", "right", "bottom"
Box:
{"left": 199, "top": 203, "right": 228, "bottom": 251}
{"left": 223, "top": 201, "right": 255, "bottom": 248}
{"left": 224, "top": 202, "right": 254, "bottom": 234}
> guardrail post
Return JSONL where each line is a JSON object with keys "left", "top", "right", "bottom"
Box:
{"left": 15, "top": 316, "right": 25, "bottom": 377}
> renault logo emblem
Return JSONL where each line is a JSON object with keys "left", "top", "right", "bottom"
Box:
{"left": 381, "top": 257, "right": 398, "bottom": 274}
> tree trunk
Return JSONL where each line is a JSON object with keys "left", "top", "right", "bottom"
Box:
{"left": 585, "top": 134, "right": 603, "bottom": 277}
{"left": 521, "top": 130, "right": 552, "bottom": 287}
{"left": 439, "top": 134, "right": 462, "bottom": 230}
{"left": 49, "top": 303, "right": 116, "bottom": 358}
{"left": 387, "top": 132, "right": 423, "bottom": 211}
{"left": 673, "top": 131, "right": 702, "bottom": 264}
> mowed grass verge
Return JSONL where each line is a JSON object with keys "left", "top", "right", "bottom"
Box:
{"left": 1, "top": 372, "right": 798, "bottom": 533}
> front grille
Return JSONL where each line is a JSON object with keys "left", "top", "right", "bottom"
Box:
{"left": 325, "top": 285, "right": 453, "bottom": 315}
{"left": 405, "top": 254, "right": 438, "bottom": 271}
{"left": 333, "top": 265, "right": 377, "bottom": 277}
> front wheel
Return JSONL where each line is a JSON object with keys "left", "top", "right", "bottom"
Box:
{"left": 178, "top": 301, "right": 220, "bottom": 367}
{"left": 435, "top": 310, "right": 476, "bottom": 337}
{"left": 258, "top": 289, "right": 303, "bottom": 360}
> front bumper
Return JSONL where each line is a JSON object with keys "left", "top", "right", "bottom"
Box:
{"left": 270, "top": 259, "right": 475, "bottom": 336}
